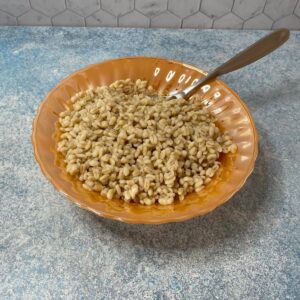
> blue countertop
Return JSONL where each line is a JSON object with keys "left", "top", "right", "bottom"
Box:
{"left": 0, "top": 27, "right": 299, "bottom": 299}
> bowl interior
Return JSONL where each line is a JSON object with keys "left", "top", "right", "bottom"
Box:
{"left": 32, "top": 57, "right": 258, "bottom": 224}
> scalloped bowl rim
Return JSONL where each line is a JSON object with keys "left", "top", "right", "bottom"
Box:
{"left": 32, "top": 56, "right": 258, "bottom": 224}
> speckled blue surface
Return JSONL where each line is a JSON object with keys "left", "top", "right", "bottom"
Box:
{"left": 0, "top": 26, "right": 299, "bottom": 299}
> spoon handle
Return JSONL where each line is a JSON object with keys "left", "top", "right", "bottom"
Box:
{"left": 178, "top": 28, "right": 290, "bottom": 99}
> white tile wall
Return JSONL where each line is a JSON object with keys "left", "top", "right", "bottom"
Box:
{"left": 0, "top": 0, "right": 299, "bottom": 29}
{"left": 182, "top": 11, "right": 213, "bottom": 29}
{"left": 136, "top": 0, "right": 167, "bottom": 17}
{"left": 102, "top": 0, "right": 134, "bottom": 17}
{"left": 264, "top": 0, "right": 298, "bottom": 20}
{"left": 232, "top": 0, "right": 265, "bottom": 20}
{"left": 66, "top": 0, "right": 101, "bottom": 17}
{"left": 201, "top": 0, "right": 233, "bottom": 19}
{"left": 86, "top": 10, "right": 117, "bottom": 27}
{"left": 273, "top": 14, "right": 300, "bottom": 29}
{"left": 151, "top": 11, "right": 181, "bottom": 27}
{"left": 119, "top": 10, "right": 149, "bottom": 27}
{"left": 18, "top": 9, "right": 51, "bottom": 26}
{"left": 30, "top": 0, "right": 65, "bottom": 17}
{"left": 0, "top": 10, "right": 17, "bottom": 25}
{"left": 214, "top": 12, "right": 244, "bottom": 29}
{"left": 295, "top": 1, "right": 300, "bottom": 17}
{"left": 52, "top": 10, "right": 85, "bottom": 26}
{"left": 0, "top": 0, "right": 30, "bottom": 16}
{"left": 168, "top": 0, "right": 200, "bottom": 18}
{"left": 243, "top": 13, "right": 273, "bottom": 29}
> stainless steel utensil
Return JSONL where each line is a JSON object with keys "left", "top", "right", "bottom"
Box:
{"left": 167, "top": 28, "right": 290, "bottom": 100}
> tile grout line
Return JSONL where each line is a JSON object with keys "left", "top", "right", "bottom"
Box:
{"left": 1, "top": 0, "right": 300, "bottom": 29}
{"left": 16, "top": 8, "right": 32, "bottom": 26}
{"left": 231, "top": 0, "right": 236, "bottom": 11}
{"left": 0, "top": 8, "right": 16, "bottom": 18}
{"left": 292, "top": 0, "right": 299, "bottom": 14}
{"left": 262, "top": 0, "right": 268, "bottom": 12}
{"left": 261, "top": 0, "right": 273, "bottom": 29}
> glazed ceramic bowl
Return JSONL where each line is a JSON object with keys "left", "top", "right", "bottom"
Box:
{"left": 32, "top": 57, "right": 258, "bottom": 224}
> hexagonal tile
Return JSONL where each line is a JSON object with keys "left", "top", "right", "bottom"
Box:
{"left": 119, "top": 10, "right": 149, "bottom": 27}
{"left": 213, "top": 12, "right": 243, "bottom": 29}
{"left": 273, "top": 14, "right": 300, "bottom": 30}
{"left": 295, "top": 1, "right": 300, "bottom": 18}
{"left": 182, "top": 11, "right": 213, "bottom": 29}
{"left": 233, "top": 0, "right": 265, "bottom": 20}
{"left": 66, "top": 0, "right": 100, "bottom": 17}
{"left": 18, "top": 9, "right": 51, "bottom": 25}
{"left": 0, "top": 10, "right": 17, "bottom": 25}
{"left": 243, "top": 13, "right": 273, "bottom": 29}
{"left": 201, "top": 0, "right": 233, "bottom": 18}
{"left": 101, "top": 0, "right": 134, "bottom": 17}
{"left": 86, "top": 9, "right": 117, "bottom": 26}
{"left": 151, "top": 11, "right": 181, "bottom": 28}
{"left": 52, "top": 10, "right": 85, "bottom": 26}
{"left": 135, "top": 0, "right": 167, "bottom": 17}
{"left": 0, "top": 0, "right": 30, "bottom": 16}
{"left": 264, "top": 0, "right": 297, "bottom": 21}
{"left": 168, "top": 0, "right": 200, "bottom": 18}
{"left": 30, "top": 0, "right": 65, "bottom": 17}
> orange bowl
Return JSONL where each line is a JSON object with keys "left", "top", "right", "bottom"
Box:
{"left": 32, "top": 57, "right": 258, "bottom": 224}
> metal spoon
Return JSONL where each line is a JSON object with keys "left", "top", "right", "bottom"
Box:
{"left": 167, "top": 28, "right": 290, "bottom": 100}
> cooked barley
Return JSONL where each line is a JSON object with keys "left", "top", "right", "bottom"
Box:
{"left": 57, "top": 79, "right": 237, "bottom": 205}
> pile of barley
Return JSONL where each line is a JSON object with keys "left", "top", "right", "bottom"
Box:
{"left": 57, "top": 79, "right": 237, "bottom": 205}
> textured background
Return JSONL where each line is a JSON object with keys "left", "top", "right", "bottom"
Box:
{"left": 0, "top": 26, "right": 299, "bottom": 299}
{"left": 0, "top": 0, "right": 300, "bottom": 29}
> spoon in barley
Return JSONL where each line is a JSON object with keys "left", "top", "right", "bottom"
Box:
{"left": 167, "top": 28, "right": 290, "bottom": 100}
